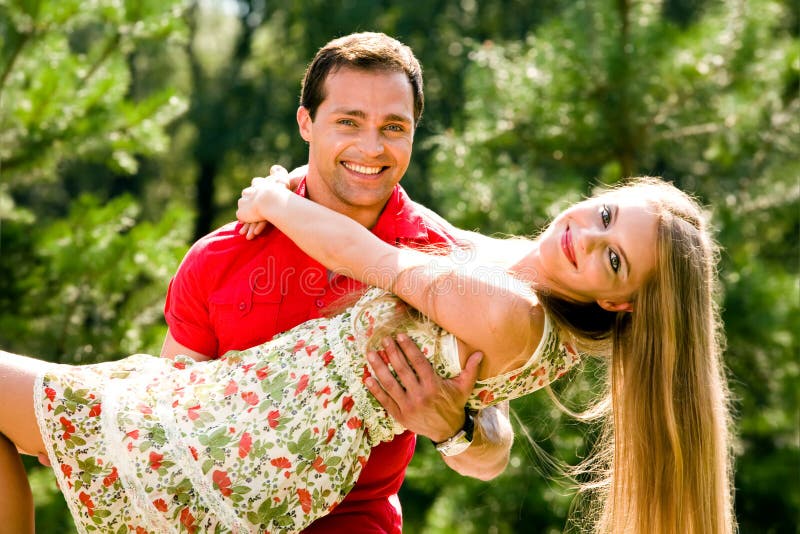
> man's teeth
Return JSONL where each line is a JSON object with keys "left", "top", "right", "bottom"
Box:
{"left": 344, "top": 162, "right": 382, "bottom": 175}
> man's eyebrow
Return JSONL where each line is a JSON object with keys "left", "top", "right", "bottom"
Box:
{"left": 331, "top": 109, "right": 412, "bottom": 124}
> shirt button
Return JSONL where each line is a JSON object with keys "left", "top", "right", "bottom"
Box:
{"left": 238, "top": 302, "right": 246, "bottom": 311}
{"left": 315, "top": 299, "right": 325, "bottom": 308}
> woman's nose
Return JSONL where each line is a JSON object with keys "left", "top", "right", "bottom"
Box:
{"left": 579, "top": 228, "right": 604, "bottom": 253}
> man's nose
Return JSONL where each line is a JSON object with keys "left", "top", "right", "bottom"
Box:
{"left": 358, "top": 130, "right": 385, "bottom": 157}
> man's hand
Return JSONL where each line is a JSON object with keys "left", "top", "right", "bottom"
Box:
{"left": 239, "top": 164, "right": 307, "bottom": 240}
{"left": 365, "top": 334, "right": 482, "bottom": 443}
{"left": 365, "top": 334, "right": 513, "bottom": 480}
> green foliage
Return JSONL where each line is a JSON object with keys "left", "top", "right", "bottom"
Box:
{"left": 0, "top": 0, "right": 188, "bottom": 218}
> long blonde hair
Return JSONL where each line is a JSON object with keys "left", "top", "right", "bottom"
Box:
{"left": 545, "top": 178, "right": 735, "bottom": 533}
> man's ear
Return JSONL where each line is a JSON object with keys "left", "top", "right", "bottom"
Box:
{"left": 597, "top": 300, "right": 633, "bottom": 313}
{"left": 297, "top": 106, "right": 313, "bottom": 142}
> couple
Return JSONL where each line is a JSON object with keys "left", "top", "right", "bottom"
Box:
{"left": 0, "top": 32, "right": 734, "bottom": 534}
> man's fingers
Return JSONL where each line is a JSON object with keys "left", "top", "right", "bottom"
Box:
{"left": 365, "top": 375, "right": 400, "bottom": 416}
{"left": 366, "top": 351, "right": 409, "bottom": 400}
{"left": 394, "top": 333, "right": 438, "bottom": 387}
{"left": 382, "top": 336, "right": 421, "bottom": 389}
{"left": 455, "top": 351, "right": 483, "bottom": 391}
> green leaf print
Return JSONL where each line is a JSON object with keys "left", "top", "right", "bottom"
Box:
{"left": 201, "top": 458, "right": 215, "bottom": 475}
{"left": 259, "top": 370, "right": 290, "bottom": 403}
{"left": 149, "top": 425, "right": 167, "bottom": 446}
{"left": 200, "top": 426, "right": 232, "bottom": 449}
{"left": 286, "top": 428, "right": 317, "bottom": 458}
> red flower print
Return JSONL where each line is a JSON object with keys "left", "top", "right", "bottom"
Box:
{"left": 102, "top": 467, "right": 118, "bottom": 487}
{"left": 297, "top": 488, "right": 312, "bottom": 514}
{"left": 347, "top": 334, "right": 355, "bottom": 341}
{"left": 311, "top": 456, "right": 327, "bottom": 473}
{"left": 316, "top": 385, "right": 331, "bottom": 397}
{"left": 294, "top": 374, "right": 309, "bottom": 397}
{"left": 44, "top": 387, "right": 56, "bottom": 402}
{"left": 256, "top": 365, "right": 270, "bottom": 380}
{"left": 534, "top": 366, "right": 547, "bottom": 377}
{"left": 136, "top": 527, "right": 148, "bottom": 534}
{"left": 88, "top": 403, "right": 102, "bottom": 418}
{"left": 267, "top": 410, "right": 280, "bottom": 429}
{"left": 347, "top": 417, "right": 362, "bottom": 429}
{"left": 477, "top": 390, "right": 495, "bottom": 404}
{"left": 270, "top": 457, "right": 292, "bottom": 469}
{"left": 238, "top": 432, "right": 252, "bottom": 458}
{"left": 78, "top": 491, "right": 95, "bottom": 517}
{"left": 173, "top": 360, "right": 186, "bottom": 370}
{"left": 212, "top": 469, "right": 232, "bottom": 497}
{"left": 126, "top": 429, "right": 140, "bottom": 440}
{"left": 325, "top": 428, "right": 336, "bottom": 444}
{"left": 322, "top": 351, "right": 334, "bottom": 366}
{"left": 293, "top": 340, "right": 306, "bottom": 353}
{"left": 149, "top": 451, "right": 163, "bottom": 471}
{"left": 357, "top": 456, "right": 367, "bottom": 469}
{"left": 189, "top": 446, "right": 199, "bottom": 461}
{"left": 187, "top": 404, "right": 201, "bottom": 421}
{"left": 341, "top": 396, "right": 354, "bottom": 413}
{"left": 137, "top": 403, "right": 152, "bottom": 415}
{"left": 180, "top": 507, "right": 197, "bottom": 534}
{"left": 60, "top": 463, "right": 72, "bottom": 478}
{"left": 241, "top": 391, "right": 259, "bottom": 406}
{"left": 241, "top": 363, "right": 254, "bottom": 374}
{"left": 152, "top": 498, "right": 168, "bottom": 513}
{"left": 361, "top": 365, "right": 371, "bottom": 383}
{"left": 304, "top": 344, "right": 319, "bottom": 356}
{"left": 59, "top": 417, "right": 75, "bottom": 440}
{"left": 223, "top": 380, "right": 238, "bottom": 396}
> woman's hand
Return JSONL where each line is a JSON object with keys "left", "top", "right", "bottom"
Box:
{"left": 237, "top": 165, "right": 303, "bottom": 240}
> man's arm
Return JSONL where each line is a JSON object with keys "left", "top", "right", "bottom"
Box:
{"left": 160, "top": 330, "right": 213, "bottom": 362}
{"left": 365, "top": 335, "right": 512, "bottom": 480}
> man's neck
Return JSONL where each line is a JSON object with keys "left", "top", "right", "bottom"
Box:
{"left": 303, "top": 177, "right": 387, "bottom": 230}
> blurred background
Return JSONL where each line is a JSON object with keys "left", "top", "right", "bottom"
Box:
{"left": 0, "top": 0, "right": 797, "bottom": 532}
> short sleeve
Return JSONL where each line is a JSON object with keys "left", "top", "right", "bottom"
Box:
{"left": 164, "top": 242, "right": 219, "bottom": 357}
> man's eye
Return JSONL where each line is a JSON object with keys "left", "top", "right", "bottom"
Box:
{"left": 609, "top": 250, "right": 620, "bottom": 273}
{"left": 338, "top": 119, "right": 355, "bottom": 126}
{"left": 385, "top": 124, "right": 404, "bottom": 132}
{"left": 601, "top": 205, "right": 611, "bottom": 227}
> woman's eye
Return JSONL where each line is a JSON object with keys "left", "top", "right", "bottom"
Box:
{"left": 601, "top": 205, "right": 611, "bottom": 227}
{"left": 609, "top": 250, "right": 620, "bottom": 273}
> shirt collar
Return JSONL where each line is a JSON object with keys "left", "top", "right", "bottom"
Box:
{"left": 294, "top": 178, "right": 429, "bottom": 243}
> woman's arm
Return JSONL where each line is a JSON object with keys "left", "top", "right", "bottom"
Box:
{"left": 237, "top": 177, "right": 539, "bottom": 365}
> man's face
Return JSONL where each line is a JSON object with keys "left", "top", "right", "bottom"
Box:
{"left": 298, "top": 67, "right": 415, "bottom": 226}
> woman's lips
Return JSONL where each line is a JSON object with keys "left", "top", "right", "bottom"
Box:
{"left": 561, "top": 226, "right": 577, "bottom": 268}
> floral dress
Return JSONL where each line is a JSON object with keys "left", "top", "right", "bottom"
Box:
{"left": 34, "top": 288, "right": 581, "bottom": 534}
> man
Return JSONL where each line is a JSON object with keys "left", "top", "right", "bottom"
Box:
{"left": 162, "top": 32, "right": 513, "bottom": 533}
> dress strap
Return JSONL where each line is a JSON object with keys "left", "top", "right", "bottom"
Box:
{"left": 466, "top": 314, "right": 582, "bottom": 409}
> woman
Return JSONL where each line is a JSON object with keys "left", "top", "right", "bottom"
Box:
{"left": 0, "top": 176, "right": 734, "bottom": 533}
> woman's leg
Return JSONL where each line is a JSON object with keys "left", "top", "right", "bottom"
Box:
{"left": 0, "top": 433, "right": 34, "bottom": 533}
{"left": 0, "top": 350, "right": 51, "bottom": 534}
{"left": 0, "top": 350, "right": 49, "bottom": 455}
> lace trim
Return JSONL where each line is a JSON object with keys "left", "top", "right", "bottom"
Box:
{"left": 34, "top": 370, "right": 90, "bottom": 534}
{"left": 102, "top": 366, "right": 177, "bottom": 533}
{"left": 325, "top": 313, "right": 392, "bottom": 446}
{"left": 154, "top": 392, "right": 252, "bottom": 533}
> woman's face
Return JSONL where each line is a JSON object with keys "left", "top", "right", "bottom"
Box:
{"left": 535, "top": 192, "right": 659, "bottom": 312}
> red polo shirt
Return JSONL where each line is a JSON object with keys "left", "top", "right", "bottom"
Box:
{"left": 164, "top": 180, "right": 458, "bottom": 533}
